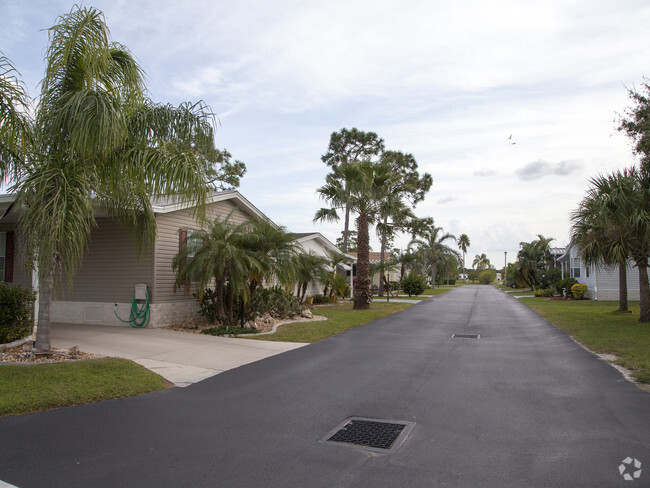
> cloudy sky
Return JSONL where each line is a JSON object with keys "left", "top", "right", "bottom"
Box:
{"left": 2, "top": 0, "right": 649, "bottom": 268}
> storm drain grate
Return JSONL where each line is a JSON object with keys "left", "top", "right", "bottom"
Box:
{"left": 452, "top": 333, "right": 481, "bottom": 339}
{"left": 322, "top": 417, "right": 415, "bottom": 452}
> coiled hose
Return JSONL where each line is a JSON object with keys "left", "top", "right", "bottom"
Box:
{"left": 114, "top": 288, "right": 150, "bottom": 328}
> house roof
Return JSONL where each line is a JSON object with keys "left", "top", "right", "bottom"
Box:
{"left": 0, "top": 190, "right": 270, "bottom": 223}
{"left": 293, "top": 232, "right": 356, "bottom": 262}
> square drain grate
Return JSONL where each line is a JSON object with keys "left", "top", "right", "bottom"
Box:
{"left": 322, "top": 417, "right": 415, "bottom": 453}
{"left": 452, "top": 333, "right": 480, "bottom": 339}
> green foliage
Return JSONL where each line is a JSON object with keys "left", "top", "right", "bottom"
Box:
{"left": 539, "top": 267, "right": 562, "bottom": 289}
{"left": 571, "top": 283, "right": 588, "bottom": 299}
{"left": 312, "top": 294, "right": 331, "bottom": 304}
{"left": 533, "top": 287, "right": 554, "bottom": 297}
{"left": 478, "top": 269, "right": 497, "bottom": 284}
{"left": 250, "top": 286, "right": 303, "bottom": 319}
{"left": 202, "top": 325, "right": 258, "bottom": 336}
{"left": 402, "top": 272, "right": 427, "bottom": 296}
{"left": 556, "top": 277, "right": 579, "bottom": 296}
{"left": 0, "top": 284, "right": 35, "bottom": 344}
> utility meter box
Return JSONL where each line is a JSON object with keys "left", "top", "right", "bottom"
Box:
{"left": 135, "top": 284, "right": 148, "bottom": 301}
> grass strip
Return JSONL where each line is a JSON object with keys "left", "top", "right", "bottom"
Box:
{"left": 520, "top": 298, "right": 650, "bottom": 386}
{"left": 0, "top": 357, "right": 169, "bottom": 417}
{"left": 250, "top": 301, "right": 413, "bottom": 343}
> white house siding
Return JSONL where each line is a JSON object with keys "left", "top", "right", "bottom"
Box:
{"left": 296, "top": 237, "right": 331, "bottom": 297}
{"left": 564, "top": 247, "right": 642, "bottom": 301}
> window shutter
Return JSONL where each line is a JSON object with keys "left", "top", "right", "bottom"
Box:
{"left": 5, "top": 231, "right": 14, "bottom": 283}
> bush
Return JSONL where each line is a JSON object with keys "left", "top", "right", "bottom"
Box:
{"left": 0, "top": 284, "right": 36, "bottom": 344}
{"left": 571, "top": 283, "right": 588, "bottom": 299}
{"left": 202, "top": 325, "right": 258, "bottom": 336}
{"left": 556, "top": 277, "right": 578, "bottom": 296}
{"left": 312, "top": 294, "right": 331, "bottom": 305}
{"left": 250, "top": 286, "right": 303, "bottom": 319}
{"left": 534, "top": 287, "right": 554, "bottom": 297}
{"left": 402, "top": 272, "right": 427, "bottom": 296}
{"left": 194, "top": 288, "right": 219, "bottom": 324}
{"left": 478, "top": 269, "right": 497, "bottom": 284}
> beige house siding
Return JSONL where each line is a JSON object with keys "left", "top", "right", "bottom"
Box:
{"left": 152, "top": 200, "right": 253, "bottom": 305}
{"left": 53, "top": 218, "right": 153, "bottom": 302}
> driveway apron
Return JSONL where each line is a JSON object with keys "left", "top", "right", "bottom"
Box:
{"left": 1, "top": 285, "right": 648, "bottom": 488}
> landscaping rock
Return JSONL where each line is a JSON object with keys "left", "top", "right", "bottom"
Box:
{"left": 300, "top": 309, "right": 313, "bottom": 319}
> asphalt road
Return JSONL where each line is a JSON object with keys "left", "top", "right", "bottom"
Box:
{"left": 1, "top": 286, "right": 649, "bottom": 487}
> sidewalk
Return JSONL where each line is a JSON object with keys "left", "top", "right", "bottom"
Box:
{"left": 51, "top": 323, "right": 307, "bottom": 387}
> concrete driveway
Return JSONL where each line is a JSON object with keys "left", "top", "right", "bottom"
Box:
{"left": 51, "top": 323, "right": 307, "bottom": 387}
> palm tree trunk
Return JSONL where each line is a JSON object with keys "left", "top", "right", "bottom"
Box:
{"left": 637, "top": 260, "right": 650, "bottom": 322}
{"left": 34, "top": 272, "right": 53, "bottom": 351}
{"left": 343, "top": 204, "right": 350, "bottom": 253}
{"left": 300, "top": 282, "right": 307, "bottom": 304}
{"left": 354, "top": 212, "right": 371, "bottom": 310}
{"left": 618, "top": 263, "right": 629, "bottom": 312}
{"left": 431, "top": 267, "right": 436, "bottom": 289}
{"left": 378, "top": 216, "right": 388, "bottom": 297}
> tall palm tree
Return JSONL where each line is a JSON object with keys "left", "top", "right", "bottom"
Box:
{"left": 173, "top": 214, "right": 260, "bottom": 324}
{"left": 0, "top": 53, "right": 32, "bottom": 182}
{"left": 572, "top": 167, "right": 650, "bottom": 321}
{"left": 458, "top": 234, "right": 470, "bottom": 281}
{"left": 315, "top": 160, "right": 394, "bottom": 309}
{"left": 571, "top": 186, "right": 631, "bottom": 312}
{"left": 409, "top": 223, "right": 458, "bottom": 289}
{"left": 17, "top": 7, "right": 218, "bottom": 349}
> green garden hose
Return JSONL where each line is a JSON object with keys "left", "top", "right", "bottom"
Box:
{"left": 114, "top": 288, "right": 150, "bottom": 328}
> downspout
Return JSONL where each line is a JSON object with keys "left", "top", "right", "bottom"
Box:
{"left": 594, "top": 266, "right": 598, "bottom": 301}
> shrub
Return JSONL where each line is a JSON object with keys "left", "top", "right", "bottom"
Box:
{"left": 534, "top": 287, "right": 554, "bottom": 297}
{"left": 0, "top": 284, "right": 36, "bottom": 344}
{"left": 402, "top": 272, "right": 427, "bottom": 296}
{"left": 556, "top": 277, "right": 578, "bottom": 296}
{"left": 571, "top": 283, "right": 588, "bottom": 299}
{"left": 250, "top": 286, "right": 303, "bottom": 319}
{"left": 478, "top": 269, "right": 496, "bottom": 284}
{"left": 194, "top": 288, "right": 219, "bottom": 324}
{"left": 312, "top": 294, "right": 331, "bottom": 305}
{"left": 202, "top": 325, "right": 258, "bottom": 336}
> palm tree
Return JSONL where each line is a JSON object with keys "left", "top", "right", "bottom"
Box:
{"left": 17, "top": 7, "right": 218, "bottom": 349}
{"left": 322, "top": 249, "right": 352, "bottom": 297}
{"left": 243, "top": 219, "right": 298, "bottom": 297}
{"left": 472, "top": 253, "right": 491, "bottom": 274}
{"left": 458, "top": 234, "right": 470, "bottom": 281}
{"left": 516, "top": 235, "right": 554, "bottom": 291}
{"left": 0, "top": 53, "right": 32, "bottom": 182}
{"left": 315, "top": 160, "right": 394, "bottom": 309}
{"left": 294, "top": 251, "right": 329, "bottom": 304}
{"left": 571, "top": 185, "right": 631, "bottom": 312}
{"left": 391, "top": 248, "right": 417, "bottom": 292}
{"left": 173, "top": 214, "right": 260, "bottom": 324}
{"left": 572, "top": 167, "right": 650, "bottom": 321}
{"left": 409, "top": 223, "right": 458, "bottom": 289}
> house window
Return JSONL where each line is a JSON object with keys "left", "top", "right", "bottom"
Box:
{"left": 572, "top": 257, "right": 581, "bottom": 278}
{"left": 585, "top": 264, "right": 590, "bottom": 278}
{"left": 179, "top": 229, "right": 199, "bottom": 283}
{"left": 0, "top": 232, "right": 14, "bottom": 283}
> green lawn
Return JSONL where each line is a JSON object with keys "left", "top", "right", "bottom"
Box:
{"left": 421, "top": 288, "right": 452, "bottom": 296}
{"left": 249, "top": 301, "right": 413, "bottom": 343}
{"left": 0, "top": 358, "right": 169, "bottom": 417}
{"left": 520, "top": 298, "right": 650, "bottom": 387}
